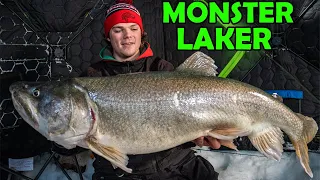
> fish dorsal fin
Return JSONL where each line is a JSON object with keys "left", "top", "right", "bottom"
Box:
{"left": 176, "top": 51, "right": 218, "bottom": 76}
{"left": 271, "top": 93, "right": 283, "bottom": 102}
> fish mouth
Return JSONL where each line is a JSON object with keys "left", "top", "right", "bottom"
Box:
{"left": 10, "top": 82, "right": 39, "bottom": 128}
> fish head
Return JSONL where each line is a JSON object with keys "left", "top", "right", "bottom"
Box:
{"left": 9, "top": 80, "right": 93, "bottom": 149}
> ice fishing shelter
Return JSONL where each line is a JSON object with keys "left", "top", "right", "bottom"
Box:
{"left": 0, "top": 0, "right": 319, "bottom": 179}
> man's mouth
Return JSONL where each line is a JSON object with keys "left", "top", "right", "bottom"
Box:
{"left": 122, "top": 42, "right": 134, "bottom": 45}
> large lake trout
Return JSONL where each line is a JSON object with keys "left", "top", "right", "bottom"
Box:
{"left": 9, "top": 52, "right": 318, "bottom": 177}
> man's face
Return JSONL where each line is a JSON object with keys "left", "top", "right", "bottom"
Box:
{"left": 108, "top": 23, "right": 142, "bottom": 61}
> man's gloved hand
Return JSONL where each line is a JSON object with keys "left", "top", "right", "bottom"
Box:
{"left": 192, "top": 136, "right": 221, "bottom": 149}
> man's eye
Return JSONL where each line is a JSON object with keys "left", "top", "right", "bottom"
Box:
{"left": 131, "top": 28, "right": 138, "bottom": 31}
{"left": 114, "top": 29, "right": 122, "bottom": 33}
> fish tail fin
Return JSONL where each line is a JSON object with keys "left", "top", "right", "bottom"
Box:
{"left": 291, "top": 140, "right": 313, "bottom": 178}
{"left": 289, "top": 113, "right": 318, "bottom": 178}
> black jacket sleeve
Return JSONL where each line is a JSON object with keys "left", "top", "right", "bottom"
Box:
{"left": 148, "top": 57, "right": 174, "bottom": 72}
{"left": 157, "top": 58, "right": 175, "bottom": 71}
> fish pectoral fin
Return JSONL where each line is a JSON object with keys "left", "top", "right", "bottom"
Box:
{"left": 248, "top": 127, "right": 284, "bottom": 161}
{"left": 86, "top": 138, "right": 132, "bottom": 173}
{"left": 208, "top": 128, "right": 251, "bottom": 140}
{"left": 292, "top": 140, "right": 313, "bottom": 178}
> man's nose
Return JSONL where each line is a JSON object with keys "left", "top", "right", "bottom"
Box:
{"left": 123, "top": 29, "right": 132, "bottom": 38}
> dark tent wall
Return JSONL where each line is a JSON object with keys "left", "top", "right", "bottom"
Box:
{"left": 0, "top": 0, "right": 319, "bottom": 163}
{"left": 0, "top": 0, "right": 113, "bottom": 161}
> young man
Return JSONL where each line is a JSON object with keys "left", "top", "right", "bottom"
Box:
{"left": 85, "top": 1, "right": 220, "bottom": 179}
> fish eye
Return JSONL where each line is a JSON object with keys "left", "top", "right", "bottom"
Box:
{"left": 33, "top": 89, "right": 40, "bottom": 97}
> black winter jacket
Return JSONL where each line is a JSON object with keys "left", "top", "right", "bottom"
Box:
{"left": 86, "top": 42, "right": 174, "bottom": 76}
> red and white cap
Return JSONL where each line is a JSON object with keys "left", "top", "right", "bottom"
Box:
{"left": 104, "top": 0, "right": 144, "bottom": 37}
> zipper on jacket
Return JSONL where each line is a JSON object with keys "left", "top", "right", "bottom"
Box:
{"left": 127, "top": 63, "right": 132, "bottom": 73}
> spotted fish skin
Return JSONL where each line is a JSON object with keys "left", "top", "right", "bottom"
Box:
{"left": 9, "top": 52, "right": 318, "bottom": 177}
